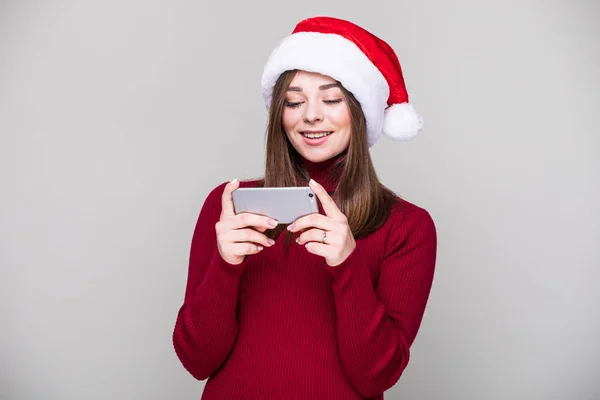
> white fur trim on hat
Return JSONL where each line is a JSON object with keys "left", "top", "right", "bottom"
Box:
{"left": 383, "top": 103, "right": 423, "bottom": 141}
{"left": 261, "top": 31, "right": 389, "bottom": 147}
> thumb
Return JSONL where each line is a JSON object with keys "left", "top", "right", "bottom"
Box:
{"left": 221, "top": 178, "right": 240, "bottom": 216}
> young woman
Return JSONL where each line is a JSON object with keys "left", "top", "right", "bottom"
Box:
{"left": 173, "top": 16, "right": 437, "bottom": 400}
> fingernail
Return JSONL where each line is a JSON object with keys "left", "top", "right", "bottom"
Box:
{"left": 268, "top": 239, "right": 275, "bottom": 245}
{"left": 295, "top": 237, "right": 299, "bottom": 244}
{"left": 230, "top": 178, "right": 238, "bottom": 184}
{"left": 309, "top": 179, "right": 317, "bottom": 186}
{"left": 268, "top": 219, "right": 278, "bottom": 227}
{"left": 257, "top": 245, "right": 264, "bottom": 251}
{"left": 287, "top": 222, "right": 295, "bottom": 231}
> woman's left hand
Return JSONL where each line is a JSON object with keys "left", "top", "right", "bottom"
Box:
{"left": 288, "top": 179, "right": 356, "bottom": 267}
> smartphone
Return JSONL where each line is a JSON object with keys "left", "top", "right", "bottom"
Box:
{"left": 231, "top": 186, "right": 319, "bottom": 224}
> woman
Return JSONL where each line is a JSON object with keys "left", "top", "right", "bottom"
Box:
{"left": 173, "top": 16, "right": 437, "bottom": 400}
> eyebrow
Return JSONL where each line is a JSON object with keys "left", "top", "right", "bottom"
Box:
{"left": 287, "top": 83, "right": 340, "bottom": 92}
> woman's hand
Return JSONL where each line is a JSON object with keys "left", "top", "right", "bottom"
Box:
{"left": 288, "top": 179, "right": 356, "bottom": 267}
{"left": 216, "top": 179, "right": 278, "bottom": 265}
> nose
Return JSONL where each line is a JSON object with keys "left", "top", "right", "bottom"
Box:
{"left": 302, "top": 100, "right": 323, "bottom": 123}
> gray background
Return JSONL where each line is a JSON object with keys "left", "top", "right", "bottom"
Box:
{"left": 1, "top": 1, "right": 599, "bottom": 399}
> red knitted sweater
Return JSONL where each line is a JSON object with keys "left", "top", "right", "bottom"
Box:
{"left": 172, "top": 156, "right": 437, "bottom": 399}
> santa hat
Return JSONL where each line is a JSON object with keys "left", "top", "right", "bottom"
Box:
{"left": 261, "top": 16, "right": 423, "bottom": 147}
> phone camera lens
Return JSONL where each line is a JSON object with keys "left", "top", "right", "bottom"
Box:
{"left": 309, "top": 193, "right": 314, "bottom": 198}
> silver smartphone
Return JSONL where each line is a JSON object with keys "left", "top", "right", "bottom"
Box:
{"left": 231, "top": 186, "right": 319, "bottom": 224}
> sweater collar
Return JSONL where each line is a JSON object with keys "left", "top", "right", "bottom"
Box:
{"left": 299, "top": 152, "right": 345, "bottom": 193}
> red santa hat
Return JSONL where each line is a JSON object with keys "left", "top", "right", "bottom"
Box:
{"left": 261, "top": 16, "right": 423, "bottom": 147}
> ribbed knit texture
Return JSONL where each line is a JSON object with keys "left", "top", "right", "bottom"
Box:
{"left": 173, "top": 157, "right": 437, "bottom": 400}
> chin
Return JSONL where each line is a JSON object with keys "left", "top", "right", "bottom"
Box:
{"left": 303, "top": 153, "right": 328, "bottom": 163}
{"left": 297, "top": 147, "right": 337, "bottom": 163}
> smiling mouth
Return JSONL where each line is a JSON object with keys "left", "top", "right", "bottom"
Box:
{"left": 301, "top": 131, "right": 333, "bottom": 139}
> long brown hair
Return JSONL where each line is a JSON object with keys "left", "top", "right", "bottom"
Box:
{"left": 261, "top": 70, "right": 400, "bottom": 243}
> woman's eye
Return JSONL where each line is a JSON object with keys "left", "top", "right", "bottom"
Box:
{"left": 285, "top": 101, "right": 303, "bottom": 108}
{"left": 324, "top": 99, "right": 343, "bottom": 104}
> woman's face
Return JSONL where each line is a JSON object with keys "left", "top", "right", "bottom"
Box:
{"left": 282, "top": 70, "right": 352, "bottom": 163}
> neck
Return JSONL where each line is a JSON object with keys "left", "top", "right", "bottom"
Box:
{"left": 300, "top": 152, "right": 345, "bottom": 193}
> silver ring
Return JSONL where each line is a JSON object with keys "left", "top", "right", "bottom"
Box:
{"left": 321, "top": 230, "right": 327, "bottom": 244}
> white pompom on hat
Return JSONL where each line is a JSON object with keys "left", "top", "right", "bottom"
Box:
{"left": 261, "top": 16, "right": 423, "bottom": 147}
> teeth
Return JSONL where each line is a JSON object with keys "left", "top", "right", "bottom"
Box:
{"left": 303, "top": 132, "right": 332, "bottom": 139}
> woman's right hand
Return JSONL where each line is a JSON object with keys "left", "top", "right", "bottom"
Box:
{"left": 215, "top": 179, "right": 278, "bottom": 265}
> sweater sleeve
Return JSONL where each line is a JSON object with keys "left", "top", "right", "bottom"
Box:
{"left": 327, "top": 205, "right": 437, "bottom": 398}
{"left": 172, "top": 182, "right": 248, "bottom": 380}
